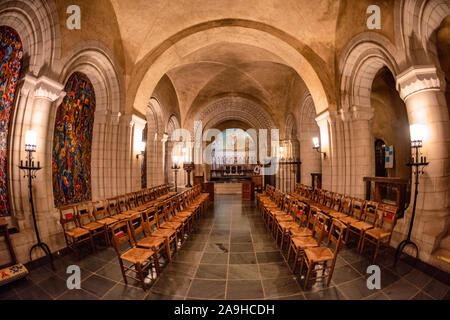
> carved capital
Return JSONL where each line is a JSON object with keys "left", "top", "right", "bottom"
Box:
{"left": 33, "top": 76, "right": 64, "bottom": 102}
{"left": 110, "top": 112, "right": 121, "bottom": 125}
{"left": 396, "top": 66, "right": 443, "bottom": 101}
{"left": 132, "top": 114, "right": 147, "bottom": 129}
{"left": 18, "top": 74, "right": 37, "bottom": 96}
{"left": 315, "top": 110, "right": 338, "bottom": 127}
{"left": 94, "top": 110, "right": 110, "bottom": 125}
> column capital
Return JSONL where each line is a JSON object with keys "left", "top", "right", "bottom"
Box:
{"left": 338, "top": 109, "right": 352, "bottom": 122}
{"left": 120, "top": 113, "right": 134, "bottom": 127}
{"left": 18, "top": 73, "right": 37, "bottom": 96}
{"left": 33, "top": 76, "right": 65, "bottom": 102}
{"left": 132, "top": 114, "right": 147, "bottom": 129}
{"left": 315, "top": 110, "right": 338, "bottom": 126}
{"left": 351, "top": 105, "right": 374, "bottom": 121}
{"left": 110, "top": 112, "right": 121, "bottom": 125}
{"left": 396, "top": 65, "right": 443, "bottom": 101}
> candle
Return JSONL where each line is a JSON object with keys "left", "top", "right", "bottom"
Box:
{"left": 20, "top": 160, "right": 23, "bottom": 167}
{"left": 37, "top": 161, "right": 40, "bottom": 168}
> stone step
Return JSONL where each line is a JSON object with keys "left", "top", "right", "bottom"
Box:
{"left": 432, "top": 248, "right": 450, "bottom": 273}
{"left": 439, "top": 234, "right": 450, "bottom": 251}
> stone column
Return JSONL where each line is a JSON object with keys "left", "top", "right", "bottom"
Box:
{"left": 131, "top": 115, "right": 147, "bottom": 191}
{"left": 118, "top": 114, "right": 133, "bottom": 194}
{"left": 349, "top": 106, "right": 374, "bottom": 198}
{"left": 91, "top": 110, "right": 109, "bottom": 201}
{"left": 109, "top": 112, "right": 121, "bottom": 196}
{"left": 315, "top": 111, "right": 339, "bottom": 191}
{"left": 395, "top": 66, "right": 450, "bottom": 263}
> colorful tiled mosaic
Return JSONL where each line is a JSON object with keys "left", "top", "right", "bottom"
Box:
{"left": 52, "top": 72, "right": 96, "bottom": 207}
{"left": 0, "top": 26, "right": 23, "bottom": 216}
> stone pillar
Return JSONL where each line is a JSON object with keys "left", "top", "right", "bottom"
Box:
{"left": 339, "top": 109, "right": 353, "bottom": 195}
{"left": 109, "top": 112, "right": 121, "bottom": 196}
{"left": 395, "top": 66, "right": 450, "bottom": 263}
{"left": 131, "top": 115, "right": 147, "bottom": 191}
{"left": 118, "top": 114, "right": 133, "bottom": 194}
{"left": 315, "top": 111, "right": 338, "bottom": 191}
{"left": 348, "top": 106, "right": 374, "bottom": 198}
{"left": 91, "top": 110, "right": 109, "bottom": 201}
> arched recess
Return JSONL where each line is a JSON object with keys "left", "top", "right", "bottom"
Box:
{"left": 129, "top": 20, "right": 336, "bottom": 117}
{"left": 0, "top": 0, "right": 60, "bottom": 76}
{"left": 298, "top": 94, "right": 321, "bottom": 186}
{"left": 284, "top": 113, "right": 299, "bottom": 161}
{"left": 0, "top": 26, "right": 23, "bottom": 217}
{"left": 164, "top": 114, "right": 181, "bottom": 185}
{"left": 146, "top": 97, "right": 165, "bottom": 187}
{"left": 189, "top": 96, "right": 276, "bottom": 136}
{"left": 52, "top": 72, "right": 96, "bottom": 207}
{"left": 58, "top": 41, "right": 125, "bottom": 200}
{"left": 339, "top": 32, "right": 401, "bottom": 197}
{"left": 397, "top": 0, "right": 450, "bottom": 67}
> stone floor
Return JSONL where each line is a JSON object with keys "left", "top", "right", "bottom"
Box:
{"left": 1, "top": 194, "right": 449, "bottom": 300}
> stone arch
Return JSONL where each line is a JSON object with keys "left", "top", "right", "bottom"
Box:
{"left": 146, "top": 97, "right": 165, "bottom": 186}
{"left": 339, "top": 32, "right": 401, "bottom": 112}
{"left": 0, "top": 0, "right": 60, "bottom": 76}
{"left": 129, "top": 20, "right": 336, "bottom": 117}
{"left": 57, "top": 41, "right": 125, "bottom": 200}
{"left": 191, "top": 96, "right": 276, "bottom": 136}
{"left": 397, "top": 0, "right": 450, "bottom": 67}
{"left": 284, "top": 113, "right": 297, "bottom": 140}
{"left": 58, "top": 41, "right": 124, "bottom": 114}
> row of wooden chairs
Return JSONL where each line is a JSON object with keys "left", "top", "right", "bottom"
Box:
{"left": 292, "top": 183, "right": 398, "bottom": 262}
{"left": 257, "top": 185, "right": 346, "bottom": 289}
{"left": 108, "top": 185, "right": 210, "bottom": 290}
{"left": 58, "top": 184, "right": 173, "bottom": 259}
{"left": 257, "top": 184, "right": 399, "bottom": 289}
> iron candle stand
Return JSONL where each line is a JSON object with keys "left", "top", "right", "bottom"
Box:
{"left": 172, "top": 163, "right": 180, "bottom": 192}
{"left": 394, "top": 139, "right": 428, "bottom": 267}
{"left": 19, "top": 150, "right": 55, "bottom": 270}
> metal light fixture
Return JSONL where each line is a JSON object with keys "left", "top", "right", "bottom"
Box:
{"left": 394, "top": 124, "right": 429, "bottom": 266}
{"left": 312, "top": 137, "right": 326, "bottom": 158}
{"left": 171, "top": 155, "right": 180, "bottom": 192}
{"left": 19, "top": 130, "right": 54, "bottom": 269}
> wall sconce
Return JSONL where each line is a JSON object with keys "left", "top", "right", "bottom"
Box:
{"left": 136, "top": 141, "right": 146, "bottom": 159}
{"left": 312, "top": 137, "right": 326, "bottom": 158}
{"left": 409, "top": 124, "right": 426, "bottom": 148}
{"left": 279, "top": 146, "right": 285, "bottom": 160}
{"left": 25, "top": 130, "right": 37, "bottom": 152}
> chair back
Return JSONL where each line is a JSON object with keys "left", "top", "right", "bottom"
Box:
{"left": 351, "top": 198, "right": 364, "bottom": 219}
{"left": 361, "top": 200, "right": 379, "bottom": 226}
{"left": 327, "top": 219, "right": 346, "bottom": 255}
{"left": 128, "top": 212, "right": 147, "bottom": 242}
{"left": 110, "top": 221, "right": 133, "bottom": 254}
{"left": 313, "top": 213, "right": 329, "bottom": 244}
{"left": 340, "top": 197, "right": 352, "bottom": 215}
{"left": 324, "top": 191, "right": 334, "bottom": 207}
{"left": 92, "top": 200, "right": 109, "bottom": 220}
{"left": 376, "top": 204, "right": 398, "bottom": 235}
{"left": 332, "top": 193, "right": 342, "bottom": 211}
{"left": 107, "top": 197, "right": 120, "bottom": 216}
{"left": 59, "top": 205, "right": 79, "bottom": 231}
{"left": 76, "top": 202, "right": 94, "bottom": 226}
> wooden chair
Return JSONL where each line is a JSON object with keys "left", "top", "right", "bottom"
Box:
{"left": 161, "top": 200, "right": 185, "bottom": 244}
{"left": 346, "top": 200, "right": 378, "bottom": 249}
{"left": 59, "top": 204, "right": 94, "bottom": 258}
{"left": 110, "top": 221, "right": 159, "bottom": 290}
{"left": 299, "top": 219, "right": 346, "bottom": 289}
{"left": 360, "top": 204, "right": 398, "bottom": 262}
{"left": 149, "top": 206, "right": 178, "bottom": 258}
{"left": 287, "top": 212, "right": 329, "bottom": 273}
{"left": 128, "top": 212, "right": 166, "bottom": 268}
{"left": 141, "top": 208, "right": 173, "bottom": 262}
{"left": 76, "top": 202, "right": 108, "bottom": 249}
{"left": 107, "top": 197, "right": 121, "bottom": 217}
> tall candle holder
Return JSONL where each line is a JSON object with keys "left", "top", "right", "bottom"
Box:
{"left": 394, "top": 125, "right": 429, "bottom": 267}
{"left": 183, "top": 162, "right": 195, "bottom": 188}
{"left": 19, "top": 131, "right": 54, "bottom": 270}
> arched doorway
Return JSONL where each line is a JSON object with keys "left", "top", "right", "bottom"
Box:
{"left": 374, "top": 139, "right": 387, "bottom": 177}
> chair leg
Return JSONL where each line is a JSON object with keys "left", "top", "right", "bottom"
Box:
{"left": 292, "top": 248, "right": 299, "bottom": 273}
{"left": 135, "top": 263, "right": 146, "bottom": 290}
{"left": 304, "top": 262, "right": 313, "bottom": 290}
{"left": 165, "top": 239, "right": 172, "bottom": 262}
{"left": 118, "top": 259, "right": 127, "bottom": 284}
{"left": 373, "top": 241, "right": 381, "bottom": 263}
{"left": 153, "top": 253, "right": 161, "bottom": 276}
{"left": 360, "top": 236, "right": 366, "bottom": 254}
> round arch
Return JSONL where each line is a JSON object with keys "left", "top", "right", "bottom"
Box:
{"left": 128, "top": 20, "right": 336, "bottom": 117}
{"left": 0, "top": 0, "right": 60, "bottom": 76}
